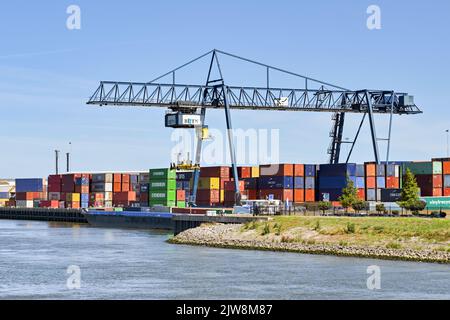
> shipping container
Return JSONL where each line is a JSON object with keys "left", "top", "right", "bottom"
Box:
{"left": 305, "top": 189, "right": 315, "bottom": 202}
{"left": 237, "top": 166, "right": 252, "bottom": 179}
{"left": 199, "top": 166, "right": 229, "bottom": 179}
{"left": 251, "top": 166, "right": 260, "bottom": 178}
{"left": 365, "top": 163, "right": 376, "bottom": 177}
{"left": 294, "top": 189, "right": 304, "bottom": 203}
{"left": 92, "top": 173, "right": 113, "bottom": 183}
{"left": 304, "top": 165, "right": 317, "bottom": 177}
{"left": 376, "top": 164, "right": 386, "bottom": 177}
{"left": 138, "top": 173, "right": 150, "bottom": 183}
{"left": 259, "top": 189, "right": 294, "bottom": 202}
{"left": 366, "top": 177, "right": 376, "bottom": 189}
{"left": 294, "top": 177, "right": 305, "bottom": 189}
{"left": 259, "top": 164, "right": 294, "bottom": 177}
{"left": 243, "top": 178, "right": 258, "bottom": 190}
{"left": 402, "top": 162, "right": 433, "bottom": 175}
{"left": 355, "top": 164, "right": 365, "bottom": 177}
{"left": 376, "top": 177, "right": 386, "bottom": 189}
{"left": 149, "top": 179, "right": 177, "bottom": 190}
{"left": 15, "top": 178, "right": 45, "bottom": 193}
{"left": 319, "top": 164, "right": 357, "bottom": 177}
{"left": 366, "top": 189, "right": 376, "bottom": 201}
{"left": 176, "top": 172, "right": 193, "bottom": 181}
{"left": 380, "top": 188, "right": 402, "bottom": 202}
{"left": 91, "top": 182, "right": 113, "bottom": 193}
{"left": 444, "top": 175, "right": 450, "bottom": 188}
{"left": 197, "top": 177, "right": 220, "bottom": 190}
{"left": 259, "top": 176, "right": 293, "bottom": 189}
{"left": 443, "top": 162, "right": 450, "bottom": 175}
{"left": 294, "top": 164, "right": 305, "bottom": 177}
{"left": 149, "top": 189, "right": 176, "bottom": 202}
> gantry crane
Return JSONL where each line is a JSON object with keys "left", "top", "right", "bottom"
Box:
{"left": 87, "top": 49, "right": 422, "bottom": 207}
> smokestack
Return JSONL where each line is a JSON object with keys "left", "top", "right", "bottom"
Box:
{"left": 66, "top": 153, "right": 70, "bottom": 173}
{"left": 55, "top": 150, "right": 60, "bottom": 174}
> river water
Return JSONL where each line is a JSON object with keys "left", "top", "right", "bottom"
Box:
{"left": 0, "top": 220, "right": 448, "bottom": 300}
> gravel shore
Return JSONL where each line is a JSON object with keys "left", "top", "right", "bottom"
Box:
{"left": 169, "top": 224, "right": 450, "bottom": 264}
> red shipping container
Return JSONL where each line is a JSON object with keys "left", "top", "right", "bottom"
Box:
{"left": 39, "top": 200, "right": 59, "bottom": 208}
{"left": 294, "top": 164, "right": 305, "bottom": 177}
{"left": 220, "top": 178, "right": 230, "bottom": 190}
{"left": 75, "top": 185, "right": 89, "bottom": 194}
{"left": 294, "top": 189, "right": 305, "bottom": 203}
{"left": 237, "top": 167, "right": 252, "bottom": 179}
{"left": 113, "top": 191, "right": 136, "bottom": 202}
{"left": 66, "top": 202, "right": 80, "bottom": 209}
{"left": 444, "top": 188, "right": 450, "bottom": 196}
{"left": 224, "top": 180, "right": 245, "bottom": 192}
{"left": 247, "top": 189, "right": 258, "bottom": 200}
{"left": 48, "top": 175, "right": 62, "bottom": 192}
{"left": 433, "top": 175, "right": 443, "bottom": 188}
{"left": 176, "top": 190, "right": 186, "bottom": 201}
{"left": 113, "top": 173, "right": 122, "bottom": 183}
{"left": 200, "top": 166, "right": 230, "bottom": 178}
{"left": 305, "top": 189, "right": 315, "bottom": 202}
{"left": 16, "top": 192, "right": 45, "bottom": 201}
{"left": 443, "top": 162, "right": 450, "bottom": 175}
{"left": 357, "top": 189, "right": 365, "bottom": 201}
{"left": 196, "top": 190, "right": 220, "bottom": 202}
{"left": 260, "top": 164, "right": 294, "bottom": 177}
{"left": 259, "top": 189, "right": 294, "bottom": 202}
{"left": 386, "top": 177, "right": 400, "bottom": 189}
{"left": 433, "top": 188, "right": 443, "bottom": 197}
{"left": 366, "top": 177, "right": 376, "bottom": 189}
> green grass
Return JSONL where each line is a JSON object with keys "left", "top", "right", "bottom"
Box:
{"left": 240, "top": 216, "right": 450, "bottom": 249}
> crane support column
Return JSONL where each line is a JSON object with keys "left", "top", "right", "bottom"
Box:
{"left": 366, "top": 91, "right": 381, "bottom": 164}
{"left": 222, "top": 85, "right": 241, "bottom": 205}
{"left": 189, "top": 107, "right": 207, "bottom": 206}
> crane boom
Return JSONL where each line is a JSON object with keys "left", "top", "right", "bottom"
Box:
{"left": 88, "top": 82, "right": 421, "bottom": 115}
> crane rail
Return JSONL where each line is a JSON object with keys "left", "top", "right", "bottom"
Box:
{"left": 88, "top": 81, "right": 422, "bottom": 115}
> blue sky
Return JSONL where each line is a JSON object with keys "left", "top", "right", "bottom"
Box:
{"left": 0, "top": 0, "right": 449, "bottom": 178}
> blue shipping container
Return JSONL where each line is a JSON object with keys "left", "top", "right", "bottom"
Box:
{"left": 0, "top": 192, "right": 10, "bottom": 199}
{"left": 367, "top": 189, "right": 376, "bottom": 201}
{"left": 376, "top": 177, "right": 386, "bottom": 188}
{"left": 377, "top": 164, "right": 386, "bottom": 177}
{"left": 356, "top": 164, "right": 365, "bottom": 177}
{"left": 259, "top": 176, "right": 293, "bottom": 189}
{"left": 304, "top": 165, "right": 316, "bottom": 177}
{"left": 318, "top": 176, "right": 356, "bottom": 189}
{"left": 319, "top": 164, "right": 357, "bottom": 177}
{"left": 305, "top": 177, "right": 315, "bottom": 189}
{"left": 176, "top": 172, "right": 193, "bottom": 181}
{"left": 386, "top": 164, "right": 396, "bottom": 177}
{"left": 244, "top": 178, "right": 258, "bottom": 190}
{"left": 15, "top": 179, "right": 44, "bottom": 192}
{"left": 356, "top": 177, "right": 365, "bottom": 189}
{"left": 294, "top": 177, "right": 305, "bottom": 189}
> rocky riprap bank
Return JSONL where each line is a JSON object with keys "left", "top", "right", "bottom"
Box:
{"left": 169, "top": 224, "right": 450, "bottom": 264}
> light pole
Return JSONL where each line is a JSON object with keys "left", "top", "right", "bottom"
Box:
{"left": 446, "top": 130, "right": 449, "bottom": 158}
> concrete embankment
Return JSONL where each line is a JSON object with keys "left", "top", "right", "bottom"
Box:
{"left": 170, "top": 224, "right": 450, "bottom": 264}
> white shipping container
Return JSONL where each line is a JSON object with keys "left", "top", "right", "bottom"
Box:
{"left": 16, "top": 200, "right": 33, "bottom": 208}
{"left": 48, "top": 192, "right": 61, "bottom": 201}
{"left": 104, "top": 201, "right": 113, "bottom": 208}
{"left": 105, "top": 183, "right": 113, "bottom": 192}
{"left": 104, "top": 192, "right": 113, "bottom": 201}
{"left": 395, "top": 165, "right": 400, "bottom": 178}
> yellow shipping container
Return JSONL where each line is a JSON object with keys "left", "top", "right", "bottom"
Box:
{"left": 220, "top": 189, "right": 224, "bottom": 202}
{"left": 66, "top": 193, "right": 81, "bottom": 202}
{"left": 198, "top": 177, "right": 220, "bottom": 190}
{"left": 251, "top": 166, "right": 260, "bottom": 178}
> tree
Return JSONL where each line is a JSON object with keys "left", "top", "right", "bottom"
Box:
{"left": 339, "top": 177, "right": 359, "bottom": 213}
{"left": 376, "top": 203, "right": 386, "bottom": 215}
{"left": 318, "top": 201, "right": 332, "bottom": 214}
{"left": 397, "top": 168, "right": 425, "bottom": 214}
{"left": 352, "top": 200, "right": 366, "bottom": 213}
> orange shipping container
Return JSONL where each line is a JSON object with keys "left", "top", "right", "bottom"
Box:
{"left": 121, "top": 183, "right": 130, "bottom": 192}
{"left": 176, "top": 190, "right": 186, "bottom": 201}
{"left": 444, "top": 188, "right": 450, "bottom": 197}
{"left": 247, "top": 189, "right": 258, "bottom": 200}
{"left": 294, "top": 189, "right": 305, "bottom": 203}
{"left": 113, "top": 182, "right": 122, "bottom": 192}
{"left": 386, "top": 177, "right": 400, "bottom": 189}
{"left": 305, "top": 189, "right": 315, "bottom": 202}
{"left": 259, "top": 164, "right": 294, "bottom": 177}
{"left": 113, "top": 174, "right": 122, "bottom": 183}
{"left": 443, "top": 162, "right": 450, "bottom": 174}
{"left": 122, "top": 174, "right": 130, "bottom": 184}
{"left": 259, "top": 189, "right": 294, "bottom": 202}
{"left": 357, "top": 189, "right": 365, "bottom": 200}
{"left": 237, "top": 167, "right": 252, "bottom": 179}
{"left": 366, "top": 164, "right": 376, "bottom": 177}
{"left": 294, "top": 164, "right": 305, "bottom": 177}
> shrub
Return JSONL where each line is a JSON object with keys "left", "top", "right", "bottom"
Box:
{"left": 345, "top": 222, "right": 356, "bottom": 234}
{"left": 261, "top": 223, "right": 271, "bottom": 236}
{"left": 352, "top": 200, "right": 366, "bottom": 213}
{"left": 274, "top": 223, "right": 282, "bottom": 235}
{"left": 392, "top": 210, "right": 400, "bottom": 215}
{"left": 313, "top": 220, "right": 321, "bottom": 231}
{"left": 376, "top": 203, "right": 386, "bottom": 214}
{"left": 318, "top": 201, "right": 332, "bottom": 214}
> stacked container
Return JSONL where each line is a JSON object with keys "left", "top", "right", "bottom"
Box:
{"left": 259, "top": 164, "right": 294, "bottom": 202}
{"left": 402, "top": 162, "right": 442, "bottom": 197}
{"left": 293, "top": 164, "right": 305, "bottom": 203}
{"left": 149, "top": 168, "right": 176, "bottom": 207}
{"left": 365, "top": 163, "right": 377, "bottom": 201}
{"left": 304, "top": 165, "right": 317, "bottom": 202}
{"left": 15, "top": 178, "right": 47, "bottom": 208}
{"left": 444, "top": 161, "right": 450, "bottom": 196}
{"left": 176, "top": 171, "right": 192, "bottom": 208}
{"left": 318, "top": 164, "right": 357, "bottom": 202}
{"left": 91, "top": 173, "right": 113, "bottom": 208}
{"left": 196, "top": 166, "right": 230, "bottom": 207}
{"left": 138, "top": 173, "right": 150, "bottom": 207}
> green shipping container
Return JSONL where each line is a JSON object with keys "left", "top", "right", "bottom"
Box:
{"left": 420, "top": 197, "right": 450, "bottom": 210}
{"left": 402, "top": 162, "right": 433, "bottom": 175}
{"left": 150, "top": 200, "right": 176, "bottom": 207}
{"left": 149, "top": 189, "right": 176, "bottom": 201}
{"left": 177, "top": 201, "right": 186, "bottom": 208}
{"left": 149, "top": 179, "right": 176, "bottom": 190}
{"left": 149, "top": 168, "right": 176, "bottom": 180}
{"left": 432, "top": 161, "right": 443, "bottom": 174}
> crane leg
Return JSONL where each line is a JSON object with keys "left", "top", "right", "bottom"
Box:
{"left": 366, "top": 91, "right": 380, "bottom": 164}
{"left": 222, "top": 85, "right": 241, "bottom": 206}
{"left": 189, "top": 107, "right": 206, "bottom": 207}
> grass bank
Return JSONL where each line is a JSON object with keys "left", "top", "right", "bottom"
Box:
{"left": 170, "top": 216, "right": 450, "bottom": 263}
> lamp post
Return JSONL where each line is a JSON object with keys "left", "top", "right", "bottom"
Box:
{"left": 446, "top": 130, "right": 449, "bottom": 158}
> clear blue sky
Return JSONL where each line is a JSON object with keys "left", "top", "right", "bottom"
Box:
{"left": 0, "top": 0, "right": 449, "bottom": 178}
